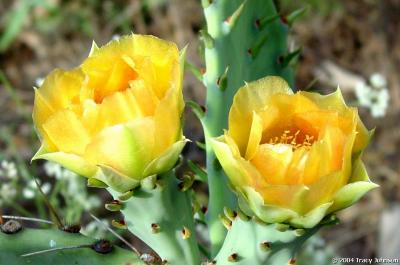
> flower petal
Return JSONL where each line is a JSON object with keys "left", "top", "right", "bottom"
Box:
{"left": 85, "top": 118, "right": 155, "bottom": 179}
{"left": 132, "top": 35, "right": 180, "bottom": 99}
{"left": 97, "top": 88, "right": 142, "bottom": 128}
{"left": 245, "top": 112, "right": 263, "bottom": 160}
{"left": 91, "top": 165, "right": 140, "bottom": 193}
{"left": 251, "top": 144, "right": 293, "bottom": 185}
{"left": 129, "top": 79, "right": 159, "bottom": 116}
{"left": 229, "top": 76, "right": 292, "bottom": 155}
{"left": 257, "top": 183, "right": 309, "bottom": 212}
{"left": 143, "top": 138, "right": 187, "bottom": 177}
{"left": 37, "top": 68, "right": 85, "bottom": 110}
{"left": 32, "top": 151, "right": 97, "bottom": 178}
{"left": 153, "top": 83, "right": 184, "bottom": 156}
{"left": 290, "top": 202, "right": 333, "bottom": 228}
{"left": 210, "top": 136, "right": 253, "bottom": 187}
{"left": 42, "top": 109, "right": 91, "bottom": 155}
{"left": 241, "top": 187, "right": 298, "bottom": 223}
{"left": 299, "top": 88, "right": 371, "bottom": 153}
{"left": 329, "top": 158, "right": 378, "bottom": 213}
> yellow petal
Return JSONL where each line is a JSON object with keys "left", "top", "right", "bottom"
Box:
{"left": 38, "top": 68, "right": 85, "bottom": 110}
{"left": 82, "top": 36, "right": 136, "bottom": 103}
{"left": 240, "top": 187, "right": 298, "bottom": 223}
{"left": 129, "top": 79, "right": 160, "bottom": 116}
{"left": 285, "top": 146, "right": 309, "bottom": 185}
{"left": 80, "top": 99, "right": 100, "bottom": 135}
{"left": 85, "top": 118, "right": 155, "bottom": 179}
{"left": 353, "top": 112, "right": 371, "bottom": 153}
{"left": 290, "top": 202, "right": 333, "bottom": 228}
{"left": 95, "top": 58, "right": 138, "bottom": 103}
{"left": 304, "top": 171, "right": 343, "bottom": 213}
{"left": 32, "top": 89, "right": 57, "bottom": 152}
{"left": 91, "top": 165, "right": 140, "bottom": 193}
{"left": 329, "top": 158, "right": 378, "bottom": 213}
{"left": 42, "top": 109, "right": 91, "bottom": 155}
{"left": 132, "top": 35, "right": 180, "bottom": 99}
{"left": 33, "top": 151, "right": 97, "bottom": 178}
{"left": 302, "top": 125, "right": 346, "bottom": 184}
{"left": 300, "top": 88, "right": 370, "bottom": 153}
{"left": 210, "top": 136, "right": 254, "bottom": 187}
{"left": 251, "top": 144, "right": 293, "bottom": 185}
{"left": 257, "top": 184, "right": 309, "bottom": 213}
{"left": 223, "top": 131, "right": 241, "bottom": 158}
{"left": 229, "top": 76, "right": 292, "bottom": 155}
{"left": 245, "top": 112, "right": 263, "bottom": 160}
{"left": 153, "top": 84, "right": 183, "bottom": 156}
{"left": 259, "top": 93, "right": 320, "bottom": 142}
{"left": 97, "top": 88, "right": 142, "bottom": 129}
{"left": 143, "top": 139, "right": 187, "bottom": 176}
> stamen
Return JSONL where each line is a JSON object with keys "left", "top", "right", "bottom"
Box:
{"left": 267, "top": 129, "right": 315, "bottom": 150}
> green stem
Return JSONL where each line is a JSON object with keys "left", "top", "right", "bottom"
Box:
{"left": 205, "top": 135, "right": 236, "bottom": 256}
{"left": 202, "top": 0, "right": 294, "bottom": 256}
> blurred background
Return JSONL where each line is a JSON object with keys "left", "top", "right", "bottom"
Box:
{"left": 0, "top": 0, "right": 399, "bottom": 264}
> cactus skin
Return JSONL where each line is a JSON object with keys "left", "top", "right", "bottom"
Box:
{"left": 214, "top": 218, "right": 319, "bottom": 265}
{"left": 202, "top": 0, "right": 293, "bottom": 255}
{"left": 109, "top": 170, "right": 201, "bottom": 265}
{"left": 0, "top": 228, "right": 144, "bottom": 265}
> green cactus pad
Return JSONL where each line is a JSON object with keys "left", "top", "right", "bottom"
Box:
{"left": 0, "top": 227, "right": 144, "bottom": 265}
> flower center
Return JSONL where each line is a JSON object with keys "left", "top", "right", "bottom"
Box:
{"left": 267, "top": 129, "right": 315, "bottom": 149}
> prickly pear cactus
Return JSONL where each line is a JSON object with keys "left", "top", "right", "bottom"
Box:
{"left": 108, "top": 171, "right": 201, "bottom": 265}
{"left": 201, "top": 0, "right": 295, "bottom": 254}
{"left": 0, "top": 221, "right": 144, "bottom": 265}
{"left": 213, "top": 210, "right": 319, "bottom": 265}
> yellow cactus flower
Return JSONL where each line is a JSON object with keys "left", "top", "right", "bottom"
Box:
{"left": 33, "top": 34, "right": 186, "bottom": 192}
{"left": 211, "top": 76, "right": 378, "bottom": 228}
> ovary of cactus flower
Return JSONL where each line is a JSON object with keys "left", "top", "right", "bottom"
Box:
{"left": 32, "top": 34, "right": 186, "bottom": 192}
{"left": 211, "top": 76, "right": 378, "bottom": 228}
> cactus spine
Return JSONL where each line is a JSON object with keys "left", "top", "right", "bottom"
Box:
{"left": 202, "top": 0, "right": 293, "bottom": 255}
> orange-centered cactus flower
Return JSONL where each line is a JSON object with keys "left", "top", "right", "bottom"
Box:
{"left": 33, "top": 34, "right": 185, "bottom": 192}
{"left": 211, "top": 76, "right": 378, "bottom": 228}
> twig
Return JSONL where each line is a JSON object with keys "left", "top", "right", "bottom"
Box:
{"left": 2, "top": 215, "right": 53, "bottom": 225}
{"left": 21, "top": 245, "right": 90, "bottom": 257}
{"left": 89, "top": 213, "right": 141, "bottom": 256}
{"left": 33, "top": 178, "right": 63, "bottom": 227}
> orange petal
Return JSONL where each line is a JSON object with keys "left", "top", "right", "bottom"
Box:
{"left": 251, "top": 143, "right": 293, "bottom": 185}
{"left": 257, "top": 184, "right": 309, "bottom": 213}
{"left": 229, "top": 76, "right": 292, "bottom": 155}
